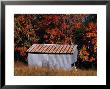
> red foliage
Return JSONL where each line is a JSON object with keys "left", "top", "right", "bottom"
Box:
{"left": 14, "top": 14, "right": 97, "bottom": 64}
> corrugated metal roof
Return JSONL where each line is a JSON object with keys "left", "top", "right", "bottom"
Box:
{"left": 27, "top": 44, "right": 74, "bottom": 54}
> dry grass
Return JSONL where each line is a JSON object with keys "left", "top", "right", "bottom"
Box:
{"left": 14, "top": 61, "right": 97, "bottom": 76}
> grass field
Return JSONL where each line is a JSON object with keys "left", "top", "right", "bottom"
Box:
{"left": 14, "top": 61, "right": 97, "bottom": 76}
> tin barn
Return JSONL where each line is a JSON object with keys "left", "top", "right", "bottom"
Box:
{"left": 26, "top": 44, "right": 78, "bottom": 70}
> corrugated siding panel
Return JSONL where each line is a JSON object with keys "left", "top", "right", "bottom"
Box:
{"left": 28, "top": 53, "right": 74, "bottom": 70}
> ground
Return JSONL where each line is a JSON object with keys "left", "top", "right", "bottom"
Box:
{"left": 14, "top": 61, "right": 97, "bottom": 76}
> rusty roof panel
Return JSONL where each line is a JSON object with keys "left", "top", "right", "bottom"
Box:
{"left": 27, "top": 44, "right": 74, "bottom": 54}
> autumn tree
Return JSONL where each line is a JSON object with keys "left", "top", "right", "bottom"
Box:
{"left": 14, "top": 14, "right": 97, "bottom": 69}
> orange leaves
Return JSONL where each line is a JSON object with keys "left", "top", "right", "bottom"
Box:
{"left": 85, "top": 21, "right": 97, "bottom": 53}
{"left": 74, "top": 22, "right": 82, "bottom": 29}
{"left": 44, "top": 16, "right": 52, "bottom": 21}
{"left": 62, "top": 15, "right": 68, "bottom": 20}
{"left": 62, "top": 23, "right": 69, "bottom": 30}
{"left": 94, "top": 45, "right": 97, "bottom": 53}
{"left": 53, "top": 15, "right": 60, "bottom": 22}
{"left": 25, "top": 24, "right": 32, "bottom": 30}
{"left": 86, "top": 32, "right": 96, "bottom": 38}
{"left": 52, "top": 28, "right": 59, "bottom": 36}
{"left": 79, "top": 45, "right": 89, "bottom": 56}
{"left": 17, "top": 15, "right": 25, "bottom": 22}
{"left": 92, "top": 38, "right": 96, "bottom": 45}
{"left": 47, "top": 27, "right": 60, "bottom": 36}
{"left": 15, "top": 47, "right": 28, "bottom": 56}
{"left": 79, "top": 44, "right": 96, "bottom": 62}
{"left": 88, "top": 22, "right": 97, "bottom": 31}
{"left": 79, "top": 45, "right": 90, "bottom": 62}
{"left": 63, "top": 37, "right": 71, "bottom": 44}
{"left": 79, "top": 21, "right": 97, "bottom": 62}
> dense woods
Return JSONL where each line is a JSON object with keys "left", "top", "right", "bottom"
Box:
{"left": 14, "top": 14, "right": 97, "bottom": 69}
